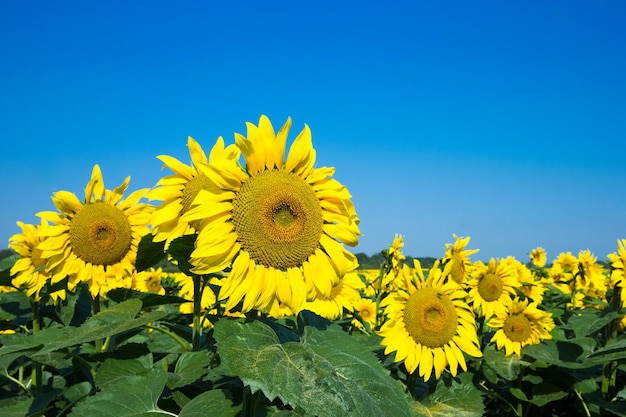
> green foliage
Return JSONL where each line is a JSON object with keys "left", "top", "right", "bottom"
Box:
{"left": 214, "top": 318, "right": 412, "bottom": 417}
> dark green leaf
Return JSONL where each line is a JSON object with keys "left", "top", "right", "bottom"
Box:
{"left": 167, "top": 351, "right": 212, "bottom": 389}
{"left": 412, "top": 373, "right": 484, "bottom": 417}
{"left": 482, "top": 344, "right": 525, "bottom": 381}
{"left": 107, "top": 288, "right": 189, "bottom": 308}
{"left": 178, "top": 390, "right": 239, "bottom": 417}
{"left": 214, "top": 318, "right": 411, "bottom": 417}
{"left": 0, "top": 396, "right": 34, "bottom": 417}
{"left": 569, "top": 309, "right": 618, "bottom": 338}
{"left": 135, "top": 234, "right": 166, "bottom": 273}
{"left": 69, "top": 368, "right": 170, "bottom": 417}
{"left": 166, "top": 235, "right": 197, "bottom": 276}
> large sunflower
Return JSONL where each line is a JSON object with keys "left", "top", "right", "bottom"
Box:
{"left": 467, "top": 258, "right": 519, "bottom": 319}
{"left": 148, "top": 136, "right": 240, "bottom": 248}
{"left": 181, "top": 116, "right": 360, "bottom": 313}
{"left": 378, "top": 261, "right": 482, "bottom": 381}
{"left": 36, "top": 165, "right": 153, "bottom": 297}
{"left": 488, "top": 296, "right": 555, "bottom": 356}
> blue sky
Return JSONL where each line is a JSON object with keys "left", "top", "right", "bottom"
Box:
{"left": 1, "top": 1, "right": 625, "bottom": 263}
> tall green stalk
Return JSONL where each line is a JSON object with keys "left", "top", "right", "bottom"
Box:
{"left": 601, "top": 282, "right": 622, "bottom": 400}
{"left": 30, "top": 300, "right": 43, "bottom": 395}
{"left": 192, "top": 274, "right": 204, "bottom": 351}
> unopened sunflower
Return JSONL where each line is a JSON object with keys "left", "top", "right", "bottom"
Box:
{"left": 148, "top": 136, "right": 240, "bottom": 248}
{"left": 181, "top": 115, "right": 360, "bottom": 313}
{"left": 488, "top": 296, "right": 555, "bottom": 356}
{"left": 36, "top": 165, "right": 153, "bottom": 297}
{"left": 378, "top": 261, "right": 482, "bottom": 381}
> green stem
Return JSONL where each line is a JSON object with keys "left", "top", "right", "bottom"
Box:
{"left": 601, "top": 282, "right": 622, "bottom": 400}
{"left": 374, "top": 253, "right": 391, "bottom": 330}
{"left": 30, "top": 300, "right": 43, "bottom": 395}
{"left": 91, "top": 294, "right": 103, "bottom": 352}
{"left": 241, "top": 386, "right": 259, "bottom": 417}
{"left": 192, "top": 274, "right": 204, "bottom": 351}
{"left": 146, "top": 324, "right": 192, "bottom": 351}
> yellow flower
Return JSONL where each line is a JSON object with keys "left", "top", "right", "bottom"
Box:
{"left": 502, "top": 256, "right": 547, "bottom": 303}
{"left": 350, "top": 297, "right": 377, "bottom": 331}
{"left": 301, "top": 271, "right": 364, "bottom": 320}
{"left": 9, "top": 220, "right": 65, "bottom": 301}
{"left": 182, "top": 116, "right": 360, "bottom": 313}
{"left": 488, "top": 296, "right": 555, "bottom": 356}
{"left": 378, "top": 261, "right": 482, "bottom": 381}
{"left": 467, "top": 258, "right": 519, "bottom": 319}
{"left": 148, "top": 136, "right": 240, "bottom": 249}
{"left": 132, "top": 267, "right": 166, "bottom": 295}
{"left": 36, "top": 165, "right": 153, "bottom": 297}
{"left": 571, "top": 250, "right": 608, "bottom": 309}
{"left": 444, "top": 234, "right": 479, "bottom": 285}
{"left": 529, "top": 247, "right": 547, "bottom": 268}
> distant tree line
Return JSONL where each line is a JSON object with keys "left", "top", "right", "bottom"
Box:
{"left": 355, "top": 252, "right": 437, "bottom": 270}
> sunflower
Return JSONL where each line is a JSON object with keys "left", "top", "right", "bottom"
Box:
{"left": 148, "top": 136, "right": 240, "bottom": 249}
{"left": 9, "top": 220, "right": 65, "bottom": 301}
{"left": 378, "top": 261, "right": 482, "bottom": 381}
{"left": 181, "top": 116, "right": 360, "bottom": 313}
{"left": 301, "top": 270, "right": 364, "bottom": 320}
{"left": 502, "top": 256, "right": 547, "bottom": 303}
{"left": 529, "top": 247, "right": 547, "bottom": 268}
{"left": 36, "top": 165, "right": 153, "bottom": 297}
{"left": 467, "top": 258, "right": 519, "bottom": 319}
{"left": 488, "top": 296, "right": 555, "bottom": 356}
{"left": 444, "top": 234, "right": 479, "bottom": 285}
{"left": 571, "top": 250, "right": 609, "bottom": 309}
{"left": 350, "top": 297, "right": 377, "bottom": 331}
{"left": 132, "top": 267, "right": 166, "bottom": 295}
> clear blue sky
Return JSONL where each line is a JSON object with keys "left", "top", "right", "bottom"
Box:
{"left": 1, "top": 1, "right": 625, "bottom": 262}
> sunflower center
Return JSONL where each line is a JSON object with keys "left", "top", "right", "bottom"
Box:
{"left": 478, "top": 273, "right": 503, "bottom": 302}
{"left": 69, "top": 202, "right": 133, "bottom": 266}
{"left": 503, "top": 313, "right": 532, "bottom": 343}
{"left": 403, "top": 287, "right": 458, "bottom": 348}
{"left": 182, "top": 174, "right": 218, "bottom": 228}
{"left": 231, "top": 169, "right": 323, "bottom": 270}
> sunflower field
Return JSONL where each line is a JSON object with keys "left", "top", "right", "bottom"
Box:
{"left": 1, "top": 116, "right": 625, "bottom": 417}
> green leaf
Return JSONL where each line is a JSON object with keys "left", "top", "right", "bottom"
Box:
{"left": 178, "top": 390, "right": 239, "bottom": 417}
{"left": 69, "top": 368, "right": 170, "bottom": 417}
{"left": 107, "top": 288, "right": 189, "bottom": 308}
{"left": 0, "top": 299, "right": 165, "bottom": 358}
{"left": 166, "top": 235, "right": 197, "bottom": 276}
{"left": 0, "top": 396, "right": 34, "bottom": 417}
{"left": 167, "top": 351, "right": 212, "bottom": 389}
{"left": 95, "top": 356, "right": 154, "bottom": 388}
{"left": 411, "top": 373, "right": 484, "bottom": 417}
{"left": 135, "top": 233, "right": 166, "bottom": 272}
{"left": 482, "top": 344, "right": 525, "bottom": 381}
{"left": 214, "top": 318, "right": 411, "bottom": 417}
{"left": 587, "top": 337, "right": 626, "bottom": 362}
{"left": 568, "top": 309, "right": 618, "bottom": 338}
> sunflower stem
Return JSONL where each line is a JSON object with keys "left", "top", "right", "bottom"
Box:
{"left": 241, "top": 385, "right": 259, "bottom": 417}
{"left": 30, "top": 300, "right": 43, "bottom": 395}
{"left": 146, "top": 324, "right": 192, "bottom": 351}
{"left": 91, "top": 294, "right": 104, "bottom": 352}
{"left": 191, "top": 274, "right": 204, "bottom": 351}
{"left": 374, "top": 250, "right": 392, "bottom": 329}
{"left": 601, "top": 282, "right": 621, "bottom": 401}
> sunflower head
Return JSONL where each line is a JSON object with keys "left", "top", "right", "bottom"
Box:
{"left": 182, "top": 116, "right": 360, "bottom": 313}
{"left": 468, "top": 258, "right": 519, "bottom": 318}
{"left": 36, "top": 164, "right": 153, "bottom": 297}
{"left": 529, "top": 247, "right": 547, "bottom": 268}
{"left": 444, "top": 234, "right": 479, "bottom": 285}
{"left": 488, "top": 297, "right": 555, "bottom": 356}
{"left": 378, "top": 261, "right": 482, "bottom": 380}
